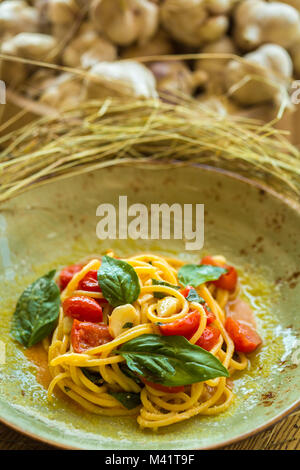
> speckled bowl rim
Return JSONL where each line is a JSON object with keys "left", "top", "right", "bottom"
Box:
{"left": 0, "top": 163, "right": 299, "bottom": 450}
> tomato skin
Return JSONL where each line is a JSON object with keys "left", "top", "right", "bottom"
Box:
{"left": 63, "top": 295, "right": 103, "bottom": 323}
{"left": 71, "top": 319, "right": 112, "bottom": 353}
{"left": 77, "top": 271, "right": 108, "bottom": 304}
{"left": 203, "top": 305, "right": 216, "bottom": 325}
{"left": 201, "top": 256, "right": 238, "bottom": 292}
{"left": 225, "top": 317, "right": 262, "bottom": 353}
{"left": 78, "top": 270, "right": 100, "bottom": 292}
{"left": 59, "top": 264, "right": 82, "bottom": 290}
{"left": 141, "top": 378, "right": 184, "bottom": 393}
{"left": 196, "top": 326, "right": 221, "bottom": 351}
{"left": 180, "top": 285, "right": 216, "bottom": 325}
{"left": 159, "top": 309, "right": 200, "bottom": 339}
{"left": 180, "top": 285, "right": 194, "bottom": 298}
{"left": 214, "top": 266, "right": 238, "bottom": 291}
{"left": 201, "top": 256, "right": 218, "bottom": 266}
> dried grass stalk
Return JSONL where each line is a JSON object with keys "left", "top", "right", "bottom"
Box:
{"left": 0, "top": 95, "right": 299, "bottom": 203}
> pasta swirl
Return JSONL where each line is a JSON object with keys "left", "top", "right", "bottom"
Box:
{"left": 47, "top": 252, "right": 250, "bottom": 430}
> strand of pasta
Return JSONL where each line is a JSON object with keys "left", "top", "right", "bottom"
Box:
{"left": 138, "top": 378, "right": 229, "bottom": 429}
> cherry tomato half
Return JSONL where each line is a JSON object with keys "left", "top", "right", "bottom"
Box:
{"left": 77, "top": 270, "right": 101, "bottom": 292}
{"left": 196, "top": 326, "right": 221, "bottom": 351}
{"left": 63, "top": 295, "right": 103, "bottom": 323}
{"left": 203, "top": 305, "right": 216, "bottom": 325}
{"left": 159, "top": 309, "right": 200, "bottom": 339}
{"left": 225, "top": 317, "right": 262, "bottom": 354}
{"left": 180, "top": 285, "right": 194, "bottom": 298}
{"left": 141, "top": 378, "right": 184, "bottom": 393}
{"left": 59, "top": 264, "right": 82, "bottom": 290}
{"left": 71, "top": 320, "right": 112, "bottom": 353}
{"left": 180, "top": 286, "right": 216, "bottom": 325}
{"left": 201, "top": 256, "right": 238, "bottom": 292}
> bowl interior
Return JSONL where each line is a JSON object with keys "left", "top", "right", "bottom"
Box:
{"left": 0, "top": 165, "right": 299, "bottom": 449}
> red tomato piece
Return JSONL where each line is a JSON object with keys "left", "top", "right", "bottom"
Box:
{"left": 78, "top": 270, "right": 101, "bottom": 292}
{"left": 180, "top": 286, "right": 216, "bottom": 325}
{"left": 201, "top": 256, "right": 238, "bottom": 292}
{"left": 201, "top": 255, "right": 218, "bottom": 266}
{"left": 225, "top": 298, "right": 257, "bottom": 330}
{"left": 77, "top": 270, "right": 108, "bottom": 304}
{"left": 196, "top": 326, "right": 221, "bottom": 351}
{"left": 214, "top": 266, "right": 238, "bottom": 291}
{"left": 141, "top": 378, "right": 184, "bottom": 393}
{"left": 159, "top": 309, "right": 200, "bottom": 339}
{"left": 203, "top": 305, "right": 216, "bottom": 325}
{"left": 71, "top": 319, "right": 112, "bottom": 353}
{"left": 59, "top": 264, "right": 82, "bottom": 290}
{"left": 63, "top": 295, "right": 103, "bottom": 323}
{"left": 180, "top": 285, "right": 194, "bottom": 298}
{"left": 225, "top": 317, "right": 262, "bottom": 354}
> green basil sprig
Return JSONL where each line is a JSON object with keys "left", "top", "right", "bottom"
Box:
{"left": 109, "top": 391, "right": 141, "bottom": 409}
{"left": 151, "top": 279, "right": 180, "bottom": 299}
{"left": 10, "top": 270, "right": 60, "bottom": 348}
{"left": 119, "top": 364, "right": 143, "bottom": 385}
{"left": 185, "top": 287, "right": 205, "bottom": 303}
{"left": 118, "top": 334, "right": 229, "bottom": 387}
{"left": 81, "top": 368, "right": 104, "bottom": 386}
{"left": 98, "top": 256, "right": 140, "bottom": 307}
{"left": 178, "top": 264, "right": 227, "bottom": 287}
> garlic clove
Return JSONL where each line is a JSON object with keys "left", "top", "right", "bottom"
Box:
{"left": 109, "top": 304, "right": 140, "bottom": 338}
{"left": 156, "top": 296, "right": 180, "bottom": 318}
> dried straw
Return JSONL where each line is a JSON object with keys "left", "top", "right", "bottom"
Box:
{"left": 0, "top": 95, "right": 299, "bottom": 203}
{"left": 0, "top": 52, "right": 299, "bottom": 203}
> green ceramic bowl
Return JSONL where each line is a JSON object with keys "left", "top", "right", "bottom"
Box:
{"left": 0, "top": 165, "right": 299, "bottom": 449}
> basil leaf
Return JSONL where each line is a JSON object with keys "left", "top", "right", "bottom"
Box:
{"left": 109, "top": 391, "right": 141, "bottom": 409}
{"left": 185, "top": 287, "right": 205, "bottom": 303}
{"left": 151, "top": 279, "right": 180, "bottom": 299}
{"left": 81, "top": 368, "right": 104, "bottom": 385}
{"left": 178, "top": 264, "right": 227, "bottom": 287}
{"left": 10, "top": 270, "right": 60, "bottom": 348}
{"left": 118, "top": 334, "right": 229, "bottom": 387}
{"left": 123, "top": 322, "right": 134, "bottom": 329}
{"left": 119, "top": 364, "right": 142, "bottom": 385}
{"left": 98, "top": 256, "right": 140, "bottom": 307}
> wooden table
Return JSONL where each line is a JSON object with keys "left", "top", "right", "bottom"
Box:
{"left": 0, "top": 410, "right": 299, "bottom": 450}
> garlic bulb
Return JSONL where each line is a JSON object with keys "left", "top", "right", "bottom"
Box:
{"left": 196, "top": 36, "right": 237, "bottom": 93}
{"left": 225, "top": 44, "right": 293, "bottom": 106}
{"left": 121, "top": 29, "right": 174, "bottom": 59}
{"left": 26, "top": 69, "right": 57, "bottom": 99}
{"left": 280, "top": 0, "right": 300, "bottom": 10}
{"left": 47, "top": 0, "right": 80, "bottom": 24}
{"left": 39, "top": 73, "right": 86, "bottom": 109}
{"left": 233, "top": 0, "right": 300, "bottom": 51}
{"left": 0, "top": 1, "right": 39, "bottom": 37}
{"left": 62, "top": 24, "right": 117, "bottom": 68}
{"left": 207, "top": 0, "right": 235, "bottom": 14}
{"left": 196, "top": 94, "right": 231, "bottom": 117}
{"left": 86, "top": 60, "right": 158, "bottom": 98}
{"left": 148, "top": 60, "right": 206, "bottom": 96}
{"left": 1, "top": 33, "right": 58, "bottom": 62}
{"left": 90, "top": 0, "right": 159, "bottom": 46}
{"left": 160, "top": 0, "right": 229, "bottom": 47}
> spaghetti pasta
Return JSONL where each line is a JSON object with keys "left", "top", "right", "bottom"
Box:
{"left": 43, "top": 252, "right": 261, "bottom": 430}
